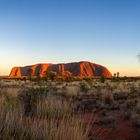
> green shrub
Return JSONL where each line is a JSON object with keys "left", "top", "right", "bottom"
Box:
{"left": 80, "top": 82, "right": 90, "bottom": 93}
{"left": 47, "top": 71, "right": 57, "bottom": 81}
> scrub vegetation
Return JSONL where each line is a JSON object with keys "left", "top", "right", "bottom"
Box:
{"left": 0, "top": 77, "right": 140, "bottom": 140}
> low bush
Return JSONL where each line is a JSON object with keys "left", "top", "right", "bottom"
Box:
{"left": 102, "top": 93, "right": 114, "bottom": 105}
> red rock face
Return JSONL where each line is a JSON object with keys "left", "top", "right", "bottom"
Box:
{"left": 10, "top": 67, "right": 22, "bottom": 77}
{"left": 9, "top": 61, "right": 112, "bottom": 78}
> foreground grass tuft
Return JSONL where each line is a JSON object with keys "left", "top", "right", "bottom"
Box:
{"left": 0, "top": 88, "right": 90, "bottom": 140}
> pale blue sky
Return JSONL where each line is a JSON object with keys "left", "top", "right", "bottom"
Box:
{"left": 0, "top": 0, "right": 140, "bottom": 76}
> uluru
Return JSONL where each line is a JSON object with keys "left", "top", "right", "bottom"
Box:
{"left": 9, "top": 61, "right": 112, "bottom": 78}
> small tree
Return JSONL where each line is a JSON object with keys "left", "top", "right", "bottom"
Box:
{"left": 62, "top": 71, "right": 72, "bottom": 80}
{"left": 28, "top": 68, "right": 33, "bottom": 80}
{"left": 117, "top": 72, "right": 120, "bottom": 78}
{"left": 43, "top": 70, "right": 48, "bottom": 80}
{"left": 100, "top": 74, "right": 105, "bottom": 83}
{"left": 114, "top": 73, "right": 117, "bottom": 78}
{"left": 36, "top": 72, "right": 41, "bottom": 81}
{"left": 47, "top": 71, "right": 57, "bottom": 81}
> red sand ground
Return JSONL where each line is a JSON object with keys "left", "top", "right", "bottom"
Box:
{"left": 81, "top": 111, "right": 140, "bottom": 140}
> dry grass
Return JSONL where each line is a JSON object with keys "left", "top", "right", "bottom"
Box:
{"left": 1, "top": 78, "right": 140, "bottom": 139}
{"left": 0, "top": 87, "right": 91, "bottom": 140}
{"left": 36, "top": 96, "right": 73, "bottom": 119}
{"left": 65, "top": 86, "right": 80, "bottom": 97}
